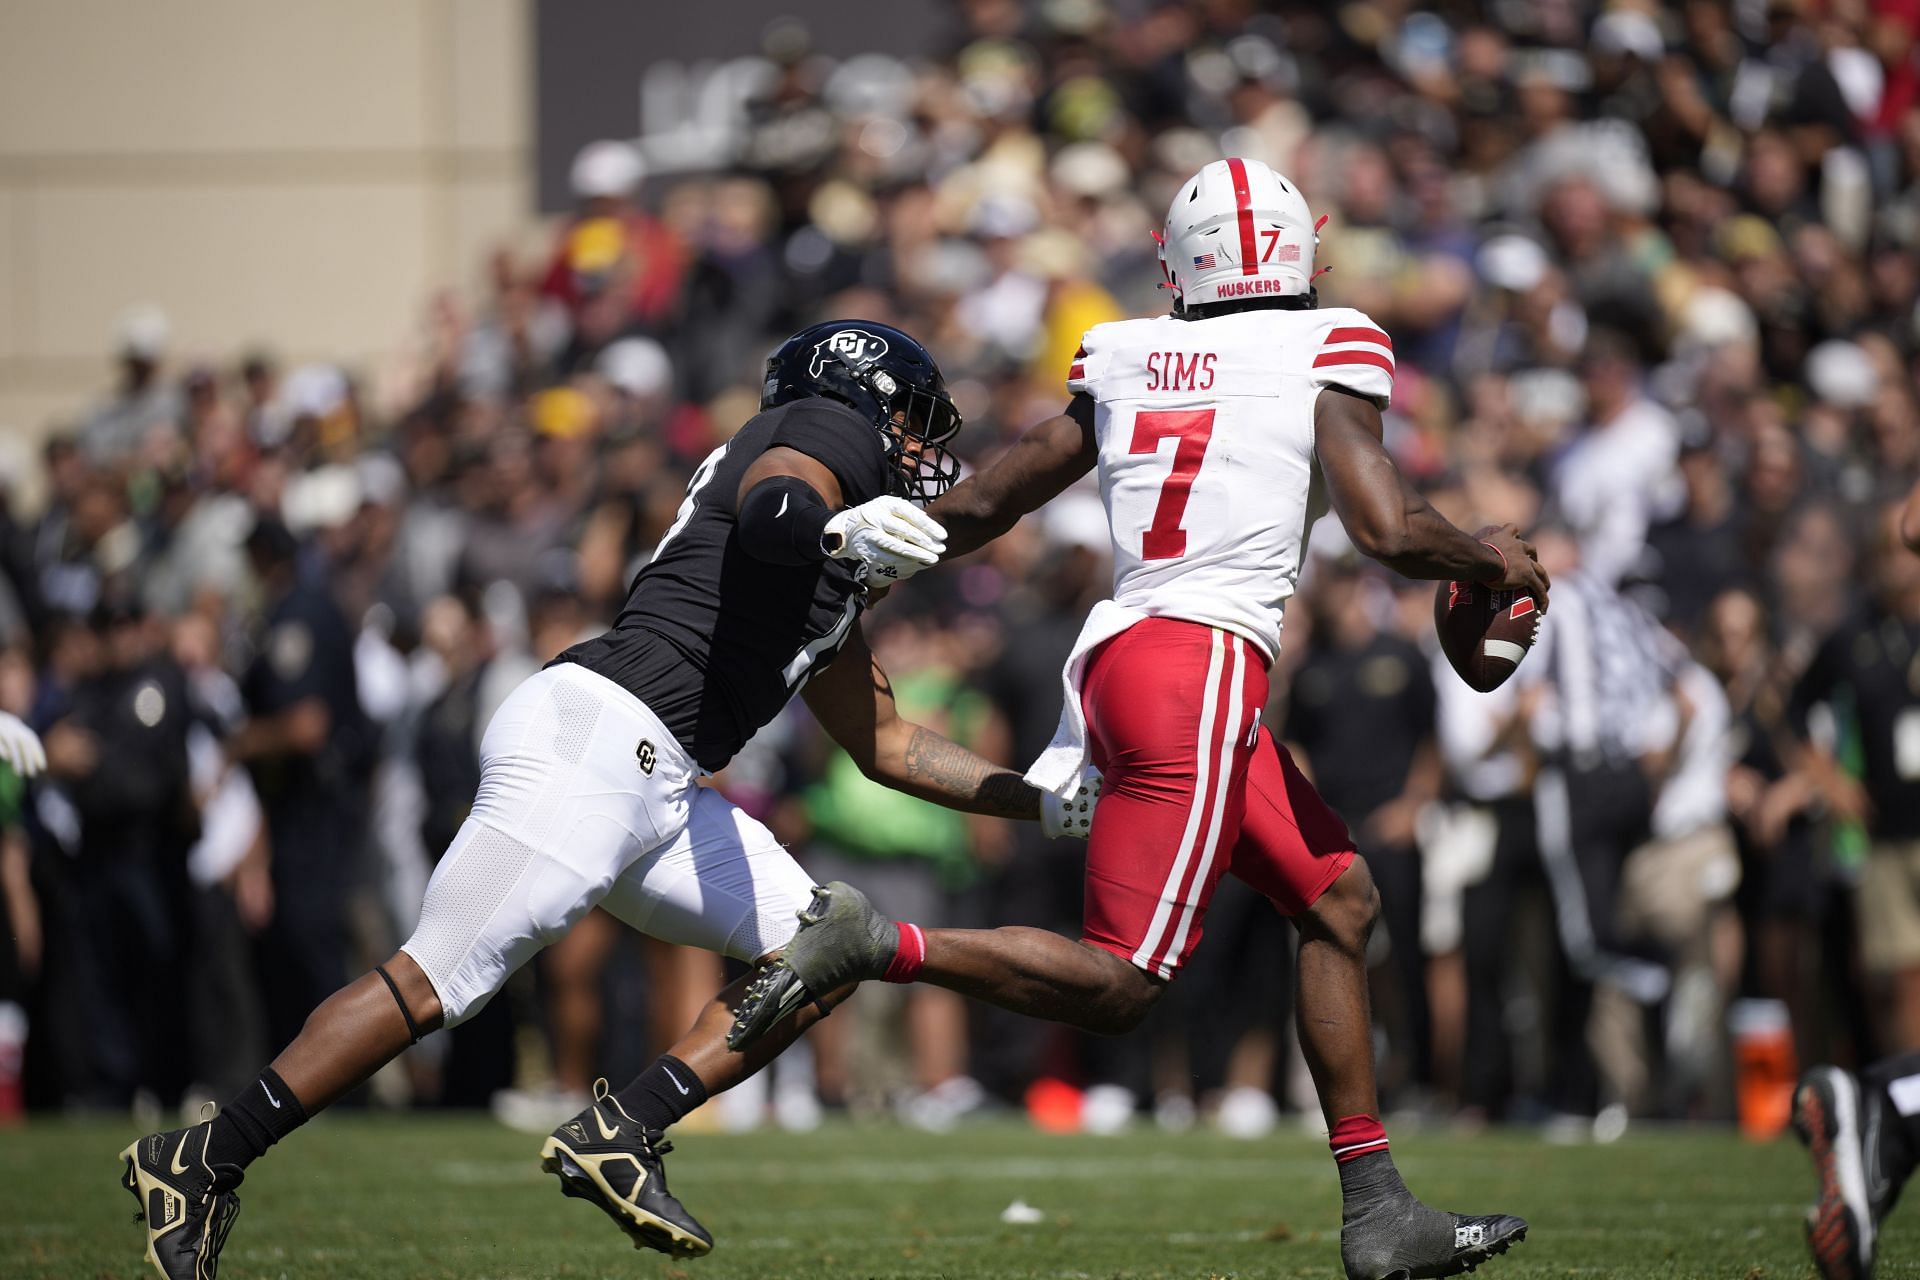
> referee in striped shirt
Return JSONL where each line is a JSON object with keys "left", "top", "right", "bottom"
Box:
{"left": 1521, "top": 524, "right": 1681, "bottom": 1121}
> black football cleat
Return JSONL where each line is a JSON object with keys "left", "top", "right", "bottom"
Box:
{"left": 1426, "top": 1215, "right": 1529, "bottom": 1278}
{"left": 1794, "top": 1065, "right": 1887, "bottom": 1280}
{"left": 540, "top": 1081, "right": 714, "bottom": 1258}
{"left": 119, "top": 1118, "right": 243, "bottom": 1280}
{"left": 1343, "top": 1210, "right": 1528, "bottom": 1280}
{"left": 729, "top": 882, "right": 894, "bottom": 1051}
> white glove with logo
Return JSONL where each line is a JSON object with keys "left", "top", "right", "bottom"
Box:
{"left": 1040, "top": 768, "right": 1102, "bottom": 840}
{"left": 822, "top": 496, "right": 948, "bottom": 583}
{"left": 0, "top": 712, "right": 46, "bottom": 778}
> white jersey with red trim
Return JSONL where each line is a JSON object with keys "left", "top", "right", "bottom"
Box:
{"left": 1067, "top": 305, "right": 1394, "bottom": 660}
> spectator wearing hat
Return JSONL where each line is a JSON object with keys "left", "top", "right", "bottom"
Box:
{"left": 80, "top": 306, "right": 181, "bottom": 466}
{"left": 226, "top": 519, "right": 376, "bottom": 1048}
{"left": 541, "top": 141, "right": 686, "bottom": 336}
{"left": 36, "top": 596, "right": 196, "bottom": 1107}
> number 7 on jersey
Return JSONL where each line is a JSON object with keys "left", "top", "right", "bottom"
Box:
{"left": 1129, "top": 408, "right": 1216, "bottom": 560}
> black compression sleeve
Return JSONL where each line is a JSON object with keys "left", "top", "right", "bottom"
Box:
{"left": 736, "top": 474, "right": 835, "bottom": 564}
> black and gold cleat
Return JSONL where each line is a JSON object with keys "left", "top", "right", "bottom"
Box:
{"left": 118, "top": 1118, "right": 243, "bottom": 1280}
{"left": 540, "top": 1081, "right": 714, "bottom": 1258}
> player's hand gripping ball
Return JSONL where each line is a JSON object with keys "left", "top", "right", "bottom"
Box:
{"left": 823, "top": 496, "right": 948, "bottom": 582}
{"left": 1041, "top": 768, "right": 1102, "bottom": 839}
{"left": 1434, "top": 523, "right": 1545, "bottom": 692}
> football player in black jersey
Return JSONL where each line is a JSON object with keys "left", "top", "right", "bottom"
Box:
{"left": 118, "top": 321, "right": 1098, "bottom": 1279}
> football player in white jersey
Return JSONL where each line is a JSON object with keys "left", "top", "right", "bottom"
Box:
{"left": 733, "top": 159, "right": 1549, "bottom": 1280}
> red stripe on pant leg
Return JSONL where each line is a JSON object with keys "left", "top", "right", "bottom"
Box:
{"left": 1158, "top": 636, "right": 1253, "bottom": 968}
{"left": 1130, "top": 629, "right": 1226, "bottom": 976}
{"left": 1163, "top": 637, "right": 1239, "bottom": 912}
{"left": 1147, "top": 635, "right": 1242, "bottom": 975}
{"left": 1225, "top": 157, "right": 1258, "bottom": 275}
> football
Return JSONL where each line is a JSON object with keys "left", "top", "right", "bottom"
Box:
{"left": 1434, "top": 575, "right": 1540, "bottom": 693}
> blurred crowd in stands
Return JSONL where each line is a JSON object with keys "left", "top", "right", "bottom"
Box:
{"left": 3, "top": 0, "right": 1920, "bottom": 1143}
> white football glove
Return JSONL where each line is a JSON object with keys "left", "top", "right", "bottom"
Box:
{"left": 1040, "top": 768, "right": 1102, "bottom": 840}
{"left": 0, "top": 712, "right": 46, "bottom": 779}
{"left": 823, "top": 496, "right": 948, "bottom": 583}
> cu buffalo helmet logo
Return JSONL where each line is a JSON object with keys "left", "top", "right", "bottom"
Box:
{"left": 636, "top": 739, "right": 656, "bottom": 775}
{"left": 809, "top": 329, "right": 889, "bottom": 378}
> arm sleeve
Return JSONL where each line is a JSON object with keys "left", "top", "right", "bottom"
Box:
{"left": 769, "top": 401, "right": 891, "bottom": 505}
{"left": 1307, "top": 308, "right": 1395, "bottom": 408}
{"left": 736, "top": 475, "right": 834, "bottom": 565}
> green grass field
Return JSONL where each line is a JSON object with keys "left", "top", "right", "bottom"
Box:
{"left": 4, "top": 1114, "right": 1913, "bottom": 1279}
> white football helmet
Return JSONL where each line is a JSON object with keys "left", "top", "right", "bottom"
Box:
{"left": 1160, "top": 158, "right": 1319, "bottom": 309}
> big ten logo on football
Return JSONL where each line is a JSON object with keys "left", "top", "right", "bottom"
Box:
{"left": 1145, "top": 351, "right": 1218, "bottom": 392}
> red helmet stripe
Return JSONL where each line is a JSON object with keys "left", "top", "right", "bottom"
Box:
{"left": 1225, "top": 157, "right": 1258, "bottom": 276}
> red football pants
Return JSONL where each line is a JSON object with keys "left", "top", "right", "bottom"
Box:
{"left": 1079, "top": 617, "right": 1356, "bottom": 979}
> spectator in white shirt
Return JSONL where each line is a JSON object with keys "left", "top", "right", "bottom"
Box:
{"left": 1550, "top": 330, "right": 1682, "bottom": 587}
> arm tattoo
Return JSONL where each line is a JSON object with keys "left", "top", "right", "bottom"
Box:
{"left": 902, "top": 726, "right": 1040, "bottom": 820}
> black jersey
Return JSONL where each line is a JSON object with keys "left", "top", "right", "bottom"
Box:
{"left": 557, "top": 397, "right": 893, "bottom": 771}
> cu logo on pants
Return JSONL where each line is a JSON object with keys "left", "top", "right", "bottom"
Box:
{"left": 636, "top": 739, "right": 656, "bottom": 776}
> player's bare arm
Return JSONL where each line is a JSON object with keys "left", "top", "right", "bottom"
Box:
{"left": 1315, "top": 386, "right": 1550, "bottom": 607}
{"left": 928, "top": 394, "right": 1098, "bottom": 558}
{"left": 801, "top": 626, "right": 1041, "bottom": 821}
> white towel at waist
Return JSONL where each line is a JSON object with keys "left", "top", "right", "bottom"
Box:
{"left": 1023, "top": 599, "right": 1150, "bottom": 798}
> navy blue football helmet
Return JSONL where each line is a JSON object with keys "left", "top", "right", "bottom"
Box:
{"left": 762, "top": 320, "right": 962, "bottom": 504}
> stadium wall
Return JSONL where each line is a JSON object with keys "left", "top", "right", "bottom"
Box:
{"left": 0, "top": 0, "right": 533, "bottom": 456}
